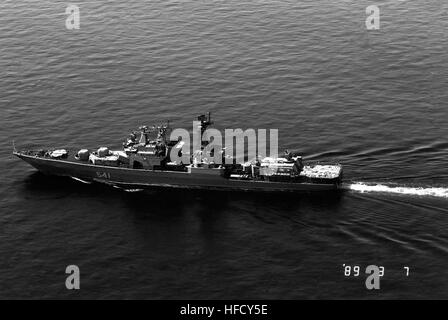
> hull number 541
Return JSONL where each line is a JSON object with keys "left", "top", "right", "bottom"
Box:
{"left": 96, "top": 172, "right": 111, "bottom": 179}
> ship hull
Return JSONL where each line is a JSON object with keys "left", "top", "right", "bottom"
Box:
{"left": 14, "top": 153, "right": 340, "bottom": 192}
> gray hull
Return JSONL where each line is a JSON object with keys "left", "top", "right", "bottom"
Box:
{"left": 15, "top": 153, "right": 339, "bottom": 192}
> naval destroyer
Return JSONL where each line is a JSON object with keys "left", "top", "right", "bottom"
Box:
{"left": 14, "top": 114, "right": 342, "bottom": 192}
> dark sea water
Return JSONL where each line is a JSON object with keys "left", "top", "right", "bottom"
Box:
{"left": 1, "top": 0, "right": 447, "bottom": 299}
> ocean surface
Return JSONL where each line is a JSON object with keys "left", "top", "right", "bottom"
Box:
{"left": 0, "top": 0, "right": 447, "bottom": 299}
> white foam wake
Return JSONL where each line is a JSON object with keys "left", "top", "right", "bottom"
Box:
{"left": 348, "top": 183, "right": 448, "bottom": 198}
{"left": 70, "top": 176, "right": 92, "bottom": 184}
{"left": 112, "top": 185, "right": 144, "bottom": 192}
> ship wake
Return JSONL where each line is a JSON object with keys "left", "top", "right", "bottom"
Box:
{"left": 70, "top": 176, "right": 92, "bottom": 184}
{"left": 345, "top": 182, "right": 448, "bottom": 198}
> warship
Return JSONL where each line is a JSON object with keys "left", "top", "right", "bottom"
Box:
{"left": 13, "top": 114, "right": 343, "bottom": 192}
